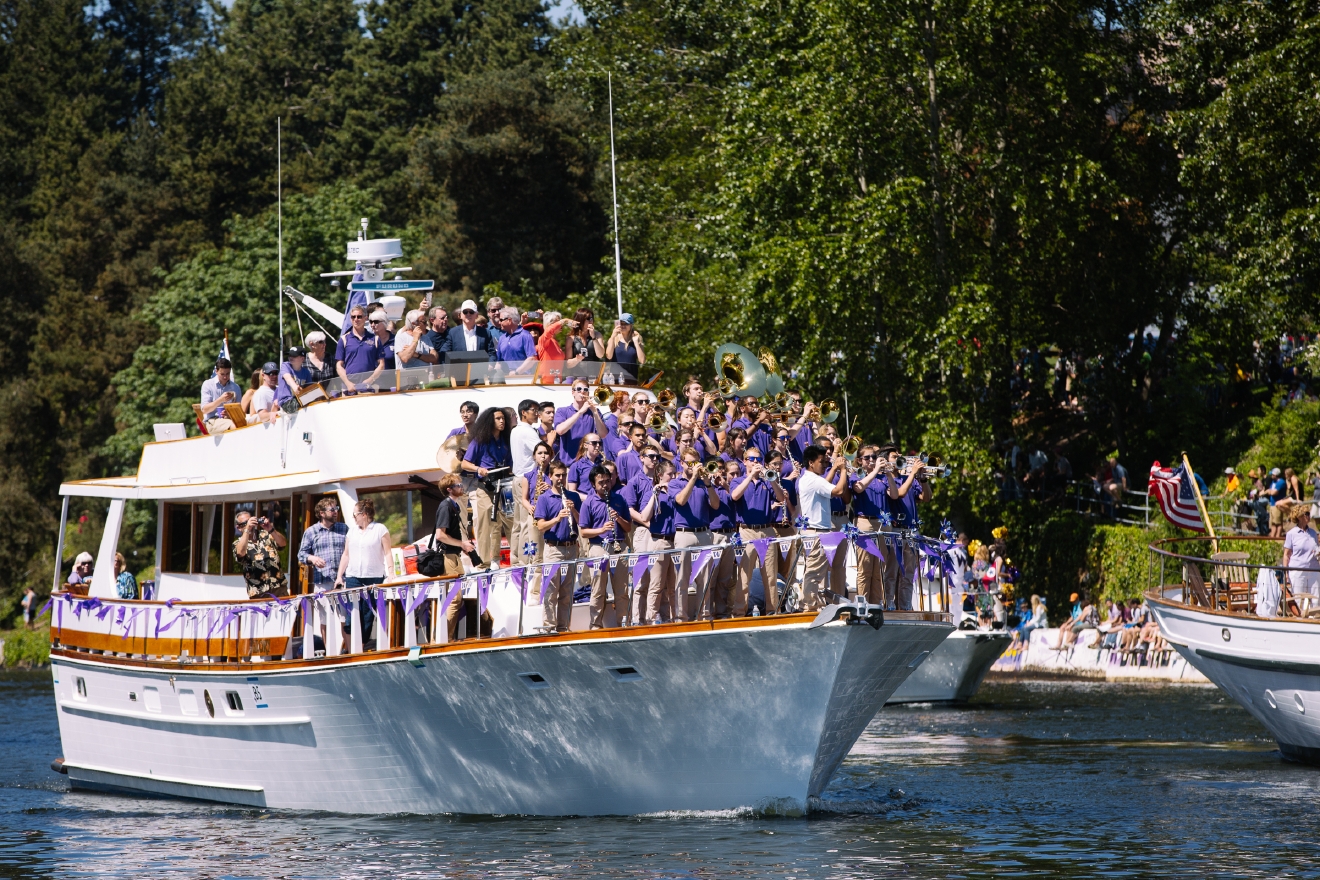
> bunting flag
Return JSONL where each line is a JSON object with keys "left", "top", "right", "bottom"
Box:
{"left": 689, "top": 549, "right": 714, "bottom": 584}
{"left": 854, "top": 533, "right": 885, "bottom": 562}
{"left": 751, "top": 537, "right": 773, "bottom": 565}
{"left": 406, "top": 584, "right": 431, "bottom": 615}
{"left": 540, "top": 565, "right": 556, "bottom": 597}
{"left": 631, "top": 554, "right": 651, "bottom": 589}
{"left": 375, "top": 589, "right": 387, "bottom": 639}
{"left": 818, "top": 532, "right": 847, "bottom": 567}
{"left": 478, "top": 577, "right": 490, "bottom": 614}
{"left": 440, "top": 579, "right": 463, "bottom": 617}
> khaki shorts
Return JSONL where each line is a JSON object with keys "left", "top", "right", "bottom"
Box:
{"left": 1269, "top": 504, "right": 1284, "bottom": 526}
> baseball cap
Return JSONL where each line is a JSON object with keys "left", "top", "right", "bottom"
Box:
{"left": 261, "top": 361, "right": 278, "bottom": 375}
{"left": 460, "top": 299, "right": 479, "bottom": 314}
{"left": 1271, "top": 468, "right": 1282, "bottom": 476}
{"left": 619, "top": 313, "right": 635, "bottom": 325}
{"left": 286, "top": 346, "right": 307, "bottom": 358}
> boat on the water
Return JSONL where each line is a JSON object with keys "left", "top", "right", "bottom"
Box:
{"left": 46, "top": 230, "right": 955, "bottom": 814}
{"left": 887, "top": 628, "right": 1011, "bottom": 703}
{"left": 1146, "top": 536, "right": 1320, "bottom": 763}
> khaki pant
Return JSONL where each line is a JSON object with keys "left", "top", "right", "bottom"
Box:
{"left": 854, "top": 516, "right": 884, "bottom": 604}
{"left": 708, "top": 531, "right": 738, "bottom": 617}
{"left": 673, "top": 529, "right": 712, "bottom": 622}
{"left": 540, "top": 542, "right": 577, "bottom": 631}
{"left": 881, "top": 536, "right": 918, "bottom": 610}
{"left": 511, "top": 481, "right": 532, "bottom": 565}
{"left": 440, "top": 553, "right": 481, "bottom": 641}
{"left": 472, "top": 485, "right": 513, "bottom": 566}
{"left": 737, "top": 524, "right": 780, "bottom": 616}
{"left": 207, "top": 418, "right": 237, "bottom": 433}
{"left": 800, "top": 528, "right": 846, "bottom": 612}
{"left": 641, "top": 534, "right": 676, "bottom": 623}
{"left": 588, "top": 543, "right": 630, "bottom": 628}
{"left": 775, "top": 524, "right": 799, "bottom": 592}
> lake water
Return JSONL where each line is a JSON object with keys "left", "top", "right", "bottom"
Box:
{"left": 2, "top": 670, "right": 1318, "bottom": 878}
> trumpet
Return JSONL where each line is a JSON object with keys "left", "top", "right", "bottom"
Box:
{"left": 763, "top": 465, "right": 780, "bottom": 485}
{"left": 655, "top": 388, "right": 677, "bottom": 410}
{"left": 592, "top": 385, "right": 615, "bottom": 407}
{"left": 707, "top": 411, "right": 728, "bottom": 431}
{"left": 647, "top": 411, "right": 669, "bottom": 432}
{"left": 704, "top": 458, "right": 724, "bottom": 477}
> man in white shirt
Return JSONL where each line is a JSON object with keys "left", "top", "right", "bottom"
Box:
{"left": 797, "top": 444, "right": 848, "bottom": 611}
{"left": 510, "top": 399, "right": 543, "bottom": 563}
{"left": 247, "top": 362, "right": 280, "bottom": 423}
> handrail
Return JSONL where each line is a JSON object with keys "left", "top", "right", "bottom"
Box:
{"left": 1146, "top": 535, "right": 1317, "bottom": 618}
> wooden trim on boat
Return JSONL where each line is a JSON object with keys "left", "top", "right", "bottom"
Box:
{"left": 1146, "top": 589, "right": 1320, "bottom": 626}
{"left": 51, "top": 609, "right": 950, "bottom": 675}
{"left": 53, "top": 629, "right": 290, "bottom": 660}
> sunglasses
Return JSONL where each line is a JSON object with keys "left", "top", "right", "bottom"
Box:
{"left": 586, "top": 440, "right": 602, "bottom": 446}
{"left": 643, "top": 453, "right": 659, "bottom": 460}
{"left": 746, "top": 457, "right": 763, "bottom": 463}
{"left": 776, "top": 435, "right": 789, "bottom": 441}
{"left": 462, "top": 309, "right": 476, "bottom": 315}
{"left": 350, "top": 313, "right": 366, "bottom": 320}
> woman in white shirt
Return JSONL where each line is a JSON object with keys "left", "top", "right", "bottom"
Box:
{"left": 334, "top": 498, "right": 393, "bottom": 589}
{"left": 1283, "top": 505, "right": 1320, "bottom": 603}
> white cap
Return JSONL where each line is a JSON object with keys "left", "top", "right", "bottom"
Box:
{"left": 1224, "top": 467, "right": 1235, "bottom": 475}
{"left": 460, "top": 299, "right": 479, "bottom": 314}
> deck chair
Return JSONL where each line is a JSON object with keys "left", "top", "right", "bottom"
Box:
{"left": 1212, "top": 551, "right": 1253, "bottom": 613}
{"left": 191, "top": 404, "right": 209, "bottom": 435}
{"left": 1183, "top": 561, "right": 1212, "bottom": 607}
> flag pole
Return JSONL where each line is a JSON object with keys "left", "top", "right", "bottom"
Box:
{"left": 1182, "top": 451, "right": 1218, "bottom": 555}
{"left": 608, "top": 72, "right": 623, "bottom": 318}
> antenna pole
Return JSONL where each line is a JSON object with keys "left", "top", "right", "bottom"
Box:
{"left": 608, "top": 73, "right": 623, "bottom": 318}
{"left": 277, "top": 117, "right": 284, "bottom": 360}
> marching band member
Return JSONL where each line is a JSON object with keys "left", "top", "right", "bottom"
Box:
{"left": 517, "top": 442, "right": 554, "bottom": 564}
{"left": 731, "top": 448, "right": 788, "bottom": 615}
{"left": 626, "top": 453, "right": 677, "bottom": 623}
{"left": 552, "top": 380, "right": 610, "bottom": 466}
{"left": 884, "top": 445, "right": 931, "bottom": 610}
{"left": 797, "top": 445, "right": 849, "bottom": 611}
{"left": 670, "top": 451, "right": 720, "bottom": 621}
{"left": 567, "top": 432, "right": 605, "bottom": 494}
{"left": 579, "top": 464, "right": 633, "bottom": 628}
{"left": 707, "top": 460, "right": 740, "bottom": 617}
{"left": 850, "top": 444, "right": 890, "bottom": 604}
{"left": 533, "top": 461, "right": 580, "bottom": 632}
{"left": 461, "top": 407, "right": 514, "bottom": 568}
{"left": 732, "top": 396, "right": 773, "bottom": 457}
{"left": 615, "top": 422, "right": 651, "bottom": 485}
{"left": 721, "top": 427, "right": 749, "bottom": 477}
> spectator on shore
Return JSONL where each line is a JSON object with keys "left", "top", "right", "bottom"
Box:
{"left": 1104, "top": 452, "right": 1128, "bottom": 507}
{"left": 1286, "top": 467, "right": 1303, "bottom": 503}
{"left": 1224, "top": 467, "right": 1240, "bottom": 496}
{"left": 113, "top": 552, "right": 137, "bottom": 600}
{"left": 304, "top": 331, "right": 336, "bottom": 383}
{"left": 21, "top": 586, "right": 36, "bottom": 630}
{"left": 497, "top": 307, "right": 538, "bottom": 373}
{"left": 277, "top": 347, "right": 311, "bottom": 407}
{"left": 1053, "top": 592, "right": 1083, "bottom": 649}
{"left": 336, "top": 306, "right": 384, "bottom": 390}
{"left": 298, "top": 497, "right": 349, "bottom": 592}
{"left": 1013, "top": 594, "right": 1047, "bottom": 644}
{"left": 233, "top": 509, "right": 289, "bottom": 598}
{"left": 440, "top": 299, "right": 498, "bottom": 363}
{"left": 606, "top": 313, "right": 644, "bottom": 383}
{"left": 1267, "top": 467, "right": 1287, "bottom": 537}
{"left": 200, "top": 357, "right": 243, "bottom": 433}
{"left": 1283, "top": 505, "right": 1320, "bottom": 602}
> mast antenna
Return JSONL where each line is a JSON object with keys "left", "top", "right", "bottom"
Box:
{"left": 608, "top": 72, "right": 623, "bottom": 318}
{"left": 277, "top": 117, "right": 284, "bottom": 361}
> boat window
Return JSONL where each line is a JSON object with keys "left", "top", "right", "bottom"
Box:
{"left": 74, "top": 677, "right": 87, "bottom": 700}
{"left": 518, "top": 672, "right": 550, "bottom": 690}
{"left": 193, "top": 504, "right": 224, "bottom": 574}
{"left": 357, "top": 490, "right": 424, "bottom": 547}
{"left": 224, "top": 691, "right": 244, "bottom": 714}
{"left": 163, "top": 504, "right": 193, "bottom": 573}
{"left": 178, "top": 688, "right": 199, "bottom": 715}
{"left": 142, "top": 687, "right": 161, "bottom": 713}
{"left": 608, "top": 666, "right": 643, "bottom": 682}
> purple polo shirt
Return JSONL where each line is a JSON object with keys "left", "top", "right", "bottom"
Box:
{"left": 734, "top": 477, "right": 776, "bottom": 527}
{"left": 375, "top": 333, "right": 396, "bottom": 370}
{"left": 464, "top": 438, "right": 512, "bottom": 471}
{"left": 851, "top": 475, "right": 890, "bottom": 519}
{"left": 615, "top": 448, "right": 647, "bottom": 486}
{"left": 648, "top": 484, "right": 677, "bottom": 536}
{"left": 579, "top": 488, "right": 618, "bottom": 545}
{"left": 668, "top": 478, "right": 713, "bottom": 529}
{"left": 894, "top": 478, "right": 924, "bottom": 529}
{"left": 604, "top": 431, "right": 631, "bottom": 461}
{"left": 622, "top": 472, "right": 654, "bottom": 514}
{"left": 733, "top": 418, "right": 772, "bottom": 456}
{"left": 523, "top": 467, "right": 545, "bottom": 503}
{"left": 497, "top": 327, "right": 537, "bottom": 365}
{"left": 554, "top": 405, "right": 595, "bottom": 464}
{"left": 446, "top": 426, "right": 468, "bottom": 440}
{"left": 337, "top": 329, "right": 379, "bottom": 375}
{"left": 535, "top": 489, "right": 581, "bottom": 543}
{"left": 567, "top": 455, "right": 601, "bottom": 489}
{"left": 790, "top": 424, "right": 814, "bottom": 459}
{"left": 709, "top": 487, "right": 735, "bottom": 531}
{"left": 721, "top": 452, "right": 747, "bottom": 477}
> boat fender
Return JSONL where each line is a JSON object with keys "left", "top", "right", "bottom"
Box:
{"left": 50, "top": 757, "right": 67, "bottom": 775}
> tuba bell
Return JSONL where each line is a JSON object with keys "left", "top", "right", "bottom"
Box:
{"left": 760, "top": 349, "right": 785, "bottom": 396}
{"left": 707, "top": 411, "right": 728, "bottom": 431}
{"left": 592, "top": 385, "right": 615, "bottom": 407}
{"left": 713, "top": 343, "right": 769, "bottom": 400}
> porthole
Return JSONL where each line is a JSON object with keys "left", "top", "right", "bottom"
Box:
{"left": 1221, "top": 628, "right": 1231, "bottom": 642}
{"left": 907, "top": 651, "right": 931, "bottom": 669}
{"left": 1266, "top": 689, "right": 1278, "bottom": 710}
{"left": 203, "top": 689, "right": 215, "bottom": 717}
{"left": 1295, "top": 693, "right": 1306, "bottom": 715}
{"left": 518, "top": 672, "right": 549, "bottom": 690}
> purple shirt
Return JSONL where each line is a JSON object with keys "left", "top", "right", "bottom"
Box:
{"left": 893, "top": 478, "right": 924, "bottom": 529}
{"left": 604, "top": 431, "right": 631, "bottom": 461}
{"left": 668, "top": 478, "right": 714, "bottom": 529}
{"left": 790, "top": 424, "right": 814, "bottom": 459}
{"left": 734, "top": 477, "right": 777, "bottom": 527}
{"left": 497, "top": 327, "right": 537, "bottom": 366}
{"left": 375, "top": 333, "right": 396, "bottom": 370}
{"left": 580, "top": 488, "right": 627, "bottom": 545}
{"left": 464, "top": 438, "right": 512, "bottom": 471}
{"left": 567, "top": 455, "right": 602, "bottom": 489}
{"left": 851, "top": 475, "right": 890, "bottom": 519}
{"left": 337, "top": 328, "right": 379, "bottom": 375}
{"left": 554, "top": 405, "right": 596, "bottom": 464}
{"left": 535, "top": 489, "right": 581, "bottom": 543}
{"left": 622, "top": 472, "right": 654, "bottom": 514}
{"left": 523, "top": 467, "right": 547, "bottom": 503}
{"left": 648, "top": 483, "right": 677, "bottom": 536}
{"left": 721, "top": 452, "right": 747, "bottom": 478}
{"left": 708, "top": 487, "right": 735, "bottom": 530}
{"left": 615, "top": 448, "right": 646, "bottom": 486}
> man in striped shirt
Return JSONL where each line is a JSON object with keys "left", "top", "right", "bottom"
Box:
{"left": 298, "top": 497, "right": 348, "bottom": 590}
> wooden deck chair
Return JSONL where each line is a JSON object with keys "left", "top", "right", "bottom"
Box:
{"left": 191, "top": 404, "right": 209, "bottom": 435}
{"left": 1212, "top": 551, "right": 1253, "bottom": 613}
{"left": 1183, "top": 561, "right": 1212, "bottom": 607}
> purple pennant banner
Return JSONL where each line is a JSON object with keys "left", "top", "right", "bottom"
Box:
{"left": 854, "top": 534, "right": 885, "bottom": 562}
{"left": 509, "top": 567, "right": 527, "bottom": 601}
{"left": 478, "top": 578, "right": 490, "bottom": 615}
{"left": 631, "top": 555, "right": 651, "bottom": 589}
{"left": 689, "top": 549, "right": 713, "bottom": 584}
{"left": 541, "top": 566, "right": 556, "bottom": 596}
{"left": 751, "top": 538, "right": 773, "bottom": 565}
{"left": 440, "top": 580, "right": 463, "bottom": 618}
{"left": 406, "top": 584, "right": 431, "bottom": 615}
{"left": 375, "top": 589, "right": 388, "bottom": 640}
{"left": 819, "top": 532, "right": 847, "bottom": 567}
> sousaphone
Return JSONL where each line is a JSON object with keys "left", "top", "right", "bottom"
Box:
{"left": 713, "top": 343, "right": 769, "bottom": 399}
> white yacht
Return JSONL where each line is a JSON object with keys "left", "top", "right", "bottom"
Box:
{"left": 887, "top": 628, "right": 1011, "bottom": 703}
{"left": 46, "top": 231, "right": 953, "bottom": 815}
{"left": 1147, "top": 537, "right": 1320, "bottom": 763}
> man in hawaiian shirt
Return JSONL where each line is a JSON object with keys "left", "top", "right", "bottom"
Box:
{"left": 233, "top": 510, "right": 289, "bottom": 597}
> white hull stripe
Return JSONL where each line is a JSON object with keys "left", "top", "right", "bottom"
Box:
{"left": 60, "top": 700, "right": 310, "bottom": 726}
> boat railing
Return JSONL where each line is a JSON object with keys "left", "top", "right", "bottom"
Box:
{"left": 1147, "top": 536, "right": 1317, "bottom": 618}
{"left": 48, "top": 527, "right": 957, "bottom": 667}
{"left": 316, "top": 360, "right": 661, "bottom": 402}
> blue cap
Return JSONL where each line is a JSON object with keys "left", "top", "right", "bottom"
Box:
{"left": 619, "top": 313, "right": 635, "bottom": 325}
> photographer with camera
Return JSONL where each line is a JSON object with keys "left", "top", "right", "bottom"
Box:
{"left": 233, "top": 509, "right": 289, "bottom": 598}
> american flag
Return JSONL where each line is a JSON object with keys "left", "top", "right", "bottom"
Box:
{"left": 1148, "top": 461, "right": 1205, "bottom": 532}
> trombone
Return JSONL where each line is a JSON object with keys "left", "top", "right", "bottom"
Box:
{"left": 592, "top": 385, "right": 615, "bottom": 407}
{"left": 655, "top": 388, "right": 677, "bottom": 410}
{"left": 647, "top": 411, "right": 669, "bottom": 432}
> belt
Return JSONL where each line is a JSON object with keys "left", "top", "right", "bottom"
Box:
{"left": 545, "top": 539, "right": 577, "bottom": 547}
{"left": 675, "top": 526, "right": 709, "bottom": 533}
{"left": 650, "top": 532, "right": 675, "bottom": 540}
{"left": 711, "top": 526, "right": 736, "bottom": 534}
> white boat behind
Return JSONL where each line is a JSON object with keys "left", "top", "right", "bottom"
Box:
{"left": 1146, "top": 536, "right": 1320, "bottom": 763}
{"left": 887, "top": 628, "right": 1011, "bottom": 704}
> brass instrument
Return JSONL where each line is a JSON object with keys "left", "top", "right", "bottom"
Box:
{"left": 707, "top": 411, "right": 728, "bottom": 431}
{"left": 704, "top": 458, "right": 724, "bottom": 477}
{"left": 841, "top": 435, "right": 863, "bottom": 462}
{"left": 592, "top": 385, "right": 615, "bottom": 407}
{"left": 760, "top": 349, "right": 785, "bottom": 396}
{"left": 817, "top": 399, "right": 840, "bottom": 424}
{"left": 655, "top": 388, "right": 677, "bottom": 410}
{"left": 763, "top": 465, "right": 780, "bottom": 485}
{"left": 647, "top": 411, "right": 669, "bottom": 432}
{"left": 714, "top": 343, "right": 769, "bottom": 399}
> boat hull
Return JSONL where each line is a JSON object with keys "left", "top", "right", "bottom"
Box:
{"left": 52, "top": 614, "right": 951, "bottom": 814}
{"left": 1148, "top": 597, "right": 1320, "bottom": 764}
{"left": 886, "top": 629, "right": 1012, "bottom": 704}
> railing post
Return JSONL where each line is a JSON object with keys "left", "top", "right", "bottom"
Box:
{"left": 302, "top": 599, "right": 315, "bottom": 659}
{"left": 350, "top": 593, "right": 364, "bottom": 653}
{"left": 324, "top": 596, "right": 342, "bottom": 656}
